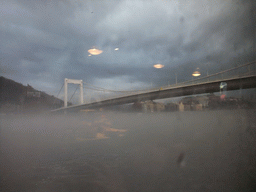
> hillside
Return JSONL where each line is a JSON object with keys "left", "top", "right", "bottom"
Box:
{"left": 0, "top": 76, "right": 67, "bottom": 113}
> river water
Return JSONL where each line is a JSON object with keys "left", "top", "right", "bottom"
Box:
{"left": 1, "top": 109, "right": 255, "bottom": 192}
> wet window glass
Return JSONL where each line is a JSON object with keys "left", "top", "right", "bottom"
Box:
{"left": 1, "top": 0, "right": 255, "bottom": 191}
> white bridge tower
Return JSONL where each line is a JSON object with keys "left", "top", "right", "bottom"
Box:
{"left": 64, "top": 78, "right": 83, "bottom": 107}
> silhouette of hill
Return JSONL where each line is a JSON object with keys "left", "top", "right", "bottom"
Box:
{"left": 0, "top": 76, "right": 67, "bottom": 113}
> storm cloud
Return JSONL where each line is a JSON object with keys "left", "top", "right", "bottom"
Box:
{"left": 1, "top": 0, "right": 255, "bottom": 103}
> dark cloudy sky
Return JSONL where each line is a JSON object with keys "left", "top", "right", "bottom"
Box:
{"left": 1, "top": 0, "right": 255, "bottom": 103}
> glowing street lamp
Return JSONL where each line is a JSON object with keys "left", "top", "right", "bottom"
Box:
{"left": 192, "top": 68, "right": 201, "bottom": 77}
{"left": 153, "top": 64, "right": 164, "bottom": 69}
{"left": 88, "top": 47, "right": 103, "bottom": 55}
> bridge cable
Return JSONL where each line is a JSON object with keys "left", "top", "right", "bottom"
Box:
{"left": 56, "top": 83, "right": 64, "bottom": 98}
{"left": 82, "top": 60, "right": 256, "bottom": 95}
{"left": 52, "top": 83, "right": 64, "bottom": 108}
{"left": 83, "top": 85, "right": 112, "bottom": 92}
{"left": 83, "top": 85, "right": 135, "bottom": 95}
{"left": 68, "top": 84, "right": 79, "bottom": 103}
{"left": 83, "top": 82, "right": 146, "bottom": 93}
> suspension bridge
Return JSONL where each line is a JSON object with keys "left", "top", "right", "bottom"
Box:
{"left": 52, "top": 61, "right": 256, "bottom": 113}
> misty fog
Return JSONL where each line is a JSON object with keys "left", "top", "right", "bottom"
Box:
{"left": 1, "top": 109, "right": 255, "bottom": 191}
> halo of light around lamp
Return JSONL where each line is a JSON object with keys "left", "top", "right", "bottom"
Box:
{"left": 192, "top": 70, "right": 201, "bottom": 77}
{"left": 88, "top": 48, "right": 103, "bottom": 55}
{"left": 153, "top": 64, "right": 164, "bottom": 68}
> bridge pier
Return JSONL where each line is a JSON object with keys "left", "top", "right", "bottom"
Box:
{"left": 64, "top": 78, "right": 83, "bottom": 107}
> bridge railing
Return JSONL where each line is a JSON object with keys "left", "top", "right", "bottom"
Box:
{"left": 161, "top": 61, "right": 256, "bottom": 89}
{"left": 83, "top": 61, "right": 256, "bottom": 103}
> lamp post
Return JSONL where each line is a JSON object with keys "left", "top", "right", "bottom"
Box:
{"left": 192, "top": 68, "right": 201, "bottom": 77}
{"left": 152, "top": 63, "right": 165, "bottom": 89}
{"left": 192, "top": 68, "right": 201, "bottom": 83}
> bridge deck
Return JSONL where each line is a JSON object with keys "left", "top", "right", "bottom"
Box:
{"left": 52, "top": 75, "right": 256, "bottom": 112}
